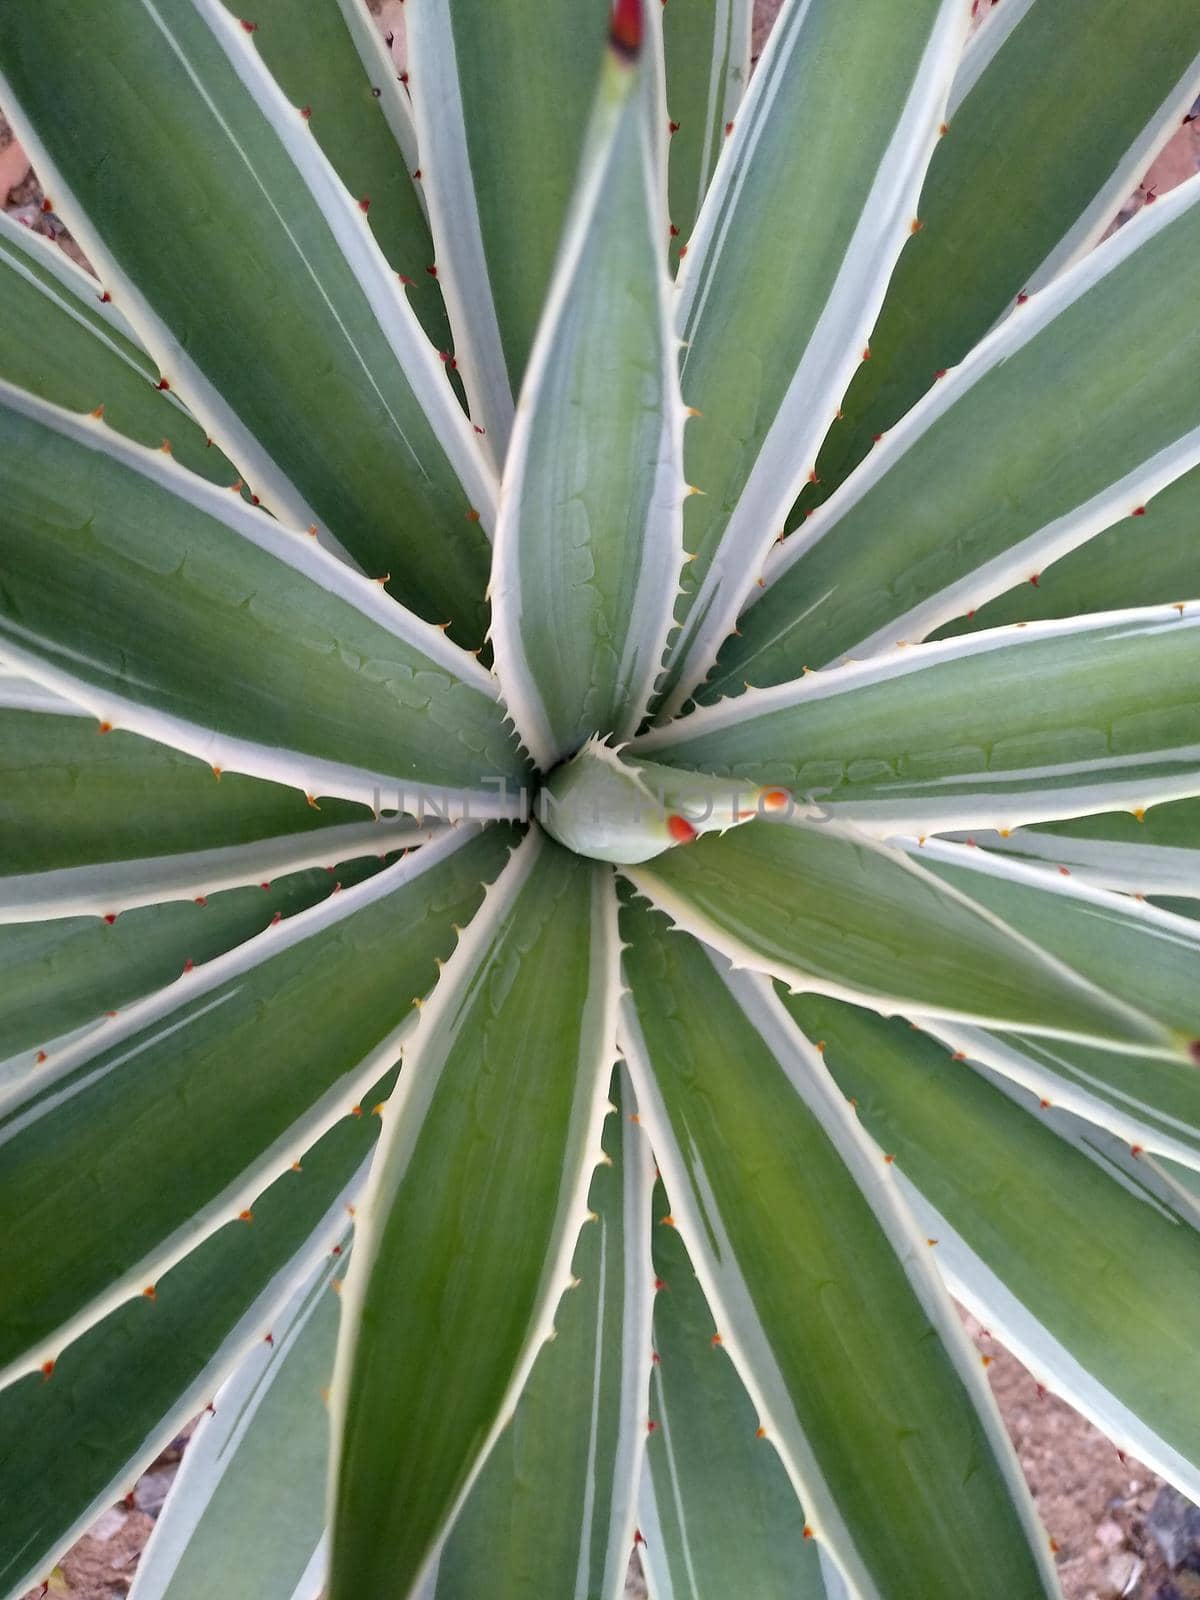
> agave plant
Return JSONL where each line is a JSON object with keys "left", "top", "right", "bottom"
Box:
{"left": 2, "top": 0, "right": 1200, "bottom": 1595}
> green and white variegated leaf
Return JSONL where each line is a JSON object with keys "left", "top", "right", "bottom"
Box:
{"left": 0, "top": 853, "right": 383, "bottom": 1062}
{"left": 0, "top": 668, "right": 78, "bottom": 715}
{"left": 242, "top": 0, "right": 449, "bottom": 349}
{"left": 928, "top": 1022, "right": 1200, "bottom": 1177}
{"left": 661, "top": 0, "right": 752, "bottom": 273}
{"left": 904, "top": 837, "right": 1200, "bottom": 1052}
{"left": 0, "top": 706, "right": 442, "bottom": 922}
{"left": 0, "top": 0, "right": 495, "bottom": 639}
{"left": 489, "top": 22, "right": 684, "bottom": 767}
{"left": 0, "top": 210, "right": 235, "bottom": 486}
{"left": 429, "top": 1065, "right": 654, "bottom": 1600}
{"left": 948, "top": 797, "right": 1200, "bottom": 899}
{"left": 796, "top": 0, "right": 1200, "bottom": 516}
{"left": 0, "top": 1097, "right": 382, "bottom": 1600}
{"left": 0, "top": 823, "right": 513, "bottom": 1387}
{"left": 655, "top": 0, "right": 969, "bottom": 717}
{"left": 0, "top": 383, "right": 526, "bottom": 815}
{"left": 538, "top": 738, "right": 787, "bottom": 865}
{"left": 404, "top": 0, "right": 611, "bottom": 458}
{"left": 638, "top": 1178, "right": 833, "bottom": 1600}
{"left": 127, "top": 1247, "right": 344, "bottom": 1600}
{"left": 788, "top": 995, "right": 1200, "bottom": 1499}
{"left": 619, "top": 909, "right": 1058, "bottom": 1600}
{"left": 623, "top": 817, "right": 1191, "bottom": 1059}
{"left": 329, "top": 831, "right": 620, "bottom": 1600}
{"left": 637, "top": 607, "right": 1200, "bottom": 834}
{"left": 935, "top": 457, "right": 1200, "bottom": 637}
{"left": 713, "top": 172, "right": 1200, "bottom": 695}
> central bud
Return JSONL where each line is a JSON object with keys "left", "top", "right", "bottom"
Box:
{"left": 538, "top": 738, "right": 790, "bottom": 865}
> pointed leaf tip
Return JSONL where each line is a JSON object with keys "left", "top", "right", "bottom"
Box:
{"left": 609, "top": 0, "right": 642, "bottom": 58}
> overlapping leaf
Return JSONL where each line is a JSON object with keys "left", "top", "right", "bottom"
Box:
{"left": 620, "top": 907, "right": 1057, "bottom": 1600}
{"left": 713, "top": 175, "right": 1200, "bottom": 698}
{"left": 0, "top": 824, "right": 513, "bottom": 1384}
{"left": 624, "top": 818, "right": 1189, "bottom": 1058}
{"left": 656, "top": 0, "right": 968, "bottom": 714}
{"left": 0, "top": 385, "right": 525, "bottom": 812}
{"left": 791, "top": 996, "right": 1200, "bottom": 1497}
{"left": 0, "top": 0, "right": 493, "bottom": 637}
{"left": 0, "top": 1092, "right": 382, "bottom": 1600}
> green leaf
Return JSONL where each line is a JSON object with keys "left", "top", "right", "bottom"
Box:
{"left": 0, "top": 706, "right": 443, "bottom": 922}
{"left": 0, "top": 708, "right": 359, "bottom": 877}
{"left": 640, "top": 1180, "right": 831, "bottom": 1600}
{"left": 0, "top": 211, "right": 233, "bottom": 486}
{"left": 950, "top": 797, "right": 1200, "bottom": 898}
{"left": 637, "top": 607, "right": 1200, "bottom": 833}
{"left": 0, "top": 385, "right": 526, "bottom": 811}
{"left": 796, "top": 0, "right": 1200, "bottom": 518}
{"left": 655, "top": 0, "right": 968, "bottom": 715}
{"left": 127, "top": 1250, "right": 342, "bottom": 1600}
{"left": 711, "top": 179, "right": 1200, "bottom": 698}
{"left": 935, "top": 459, "right": 1200, "bottom": 638}
{"left": 661, "top": 0, "right": 752, "bottom": 273}
{"left": 929, "top": 1024, "right": 1200, "bottom": 1176}
{"left": 432, "top": 1066, "right": 654, "bottom": 1600}
{"left": 622, "top": 819, "right": 1185, "bottom": 1057}
{"left": 245, "top": 0, "right": 450, "bottom": 349}
{"left": 910, "top": 837, "right": 1200, "bottom": 1048}
{"left": 619, "top": 907, "right": 1057, "bottom": 1600}
{"left": 404, "top": 0, "right": 612, "bottom": 450}
{"left": 0, "top": 852, "right": 381, "bottom": 1063}
{"left": 490, "top": 27, "right": 683, "bottom": 766}
{"left": 0, "top": 0, "right": 493, "bottom": 640}
{"left": 330, "top": 833, "right": 619, "bottom": 1600}
{"left": 0, "top": 823, "right": 514, "bottom": 1384}
{"left": 0, "top": 1088, "right": 382, "bottom": 1600}
{"left": 790, "top": 995, "right": 1200, "bottom": 1498}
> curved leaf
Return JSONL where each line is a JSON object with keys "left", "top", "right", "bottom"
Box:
{"left": 330, "top": 832, "right": 620, "bottom": 1600}
{"left": 490, "top": 21, "right": 684, "bottom": 766}
{"left": 795, "top": 0, "right": 1200, "bottom": 518}
{"left": 0, "top": 1090, "right": 381, "bottom": 1600}
{"left": 716, "top": 177, "right": 1200, "bottom": 695}
{"left": 623, "top": 818, "right": 1187, "bottom": 1058}
{"left": 0, "top": 852, "right": 381, "bottom": 1061}
{"left": 619, "top": 909, "right": 1057, "bottom": 1600}
{"left": 0, "top": 210, "right": 233, "bottom": 485}
{"left": 127, "top": 1249, "right": 341, "bottom": 1600}
{"left": 0, "top": 0, "right": 494, "bottom": 639}
{"left": 404, "top": 0, "right": 611, "bottom": 454}
{"left": 638, "top": 607, "right": 1200, "bottom": 833}
{"left": 655, "top": 0, "right": 968, "bottom": 715}
{"left": 0, "top": 383, "right": 526, "bottom": 812}
{"left": 640, "top": 1179, "right": 831, "bottom": 1600}
{"left": 661, "top": 0, "right": 752, "bottom": 273}
{"left": 0, "top": 823, "right": 514, "bottom": 1385}
{"left": 431, "top": 1066, "right": 654, "bottom": 1600}
{"left": 951, "top": 797, "right": 1200, "bottom": 898}
{"left": 790, "top": 995, "right": 1200, "bottom": 1498}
